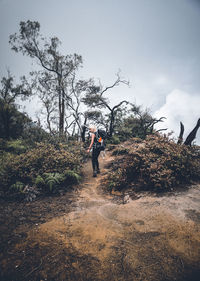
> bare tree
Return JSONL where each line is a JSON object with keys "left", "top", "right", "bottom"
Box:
{"left": 9, "top": 20, "right": 82, "bottom": 136}
{"left": 82, "top": 71, "right": 130, "bottom": 137}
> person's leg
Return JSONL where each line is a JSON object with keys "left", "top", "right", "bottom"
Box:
{"left": 92, "top": 148, "right": 98, "bottom": 177}
{"left": 92, "top": 149, "right": 96, "bottom": 169}
{"left": 96, "top": 149, "right": 101, "bottom": 173}
{"left": 92, "top": 148, "right": 101, "bottom": 176}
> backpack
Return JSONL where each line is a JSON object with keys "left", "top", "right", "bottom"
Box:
{"left": 97, "top": 129, "right": 107, "bottom": 140}
{"left": 95, "top": 129, "right": 107, "bottom": 151}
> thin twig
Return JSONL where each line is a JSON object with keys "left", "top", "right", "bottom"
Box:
{"left": 25, "top": 259, "right": 43, "bottom": 277}
{"left": 141, "top": 261, "right": 159, "bottom": 269}
{"left": 117, "top": 238, "right": 136, "bottom": 247}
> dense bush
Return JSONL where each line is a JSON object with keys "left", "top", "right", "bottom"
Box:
{"left": 3, "top": 139, "right": 28, "bottom": 154}
{"left": 106, "top": 134, "right": 200, "bottom": 191}
{"left": 0, "top": 142, "right": 86, "bottom": 198}
{"left": 107, "top": 135, "right": 121, "bottom": 145}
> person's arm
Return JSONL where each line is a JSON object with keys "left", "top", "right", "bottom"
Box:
{"left": 87, "top": 133, "right": 95, "bottom": 153}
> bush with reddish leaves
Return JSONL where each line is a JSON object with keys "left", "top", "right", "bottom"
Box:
{"left": 107, "top": 135, "right": 200, "bottom": 191}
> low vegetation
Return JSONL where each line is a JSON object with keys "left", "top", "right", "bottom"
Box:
{"left": 0, "top": 141, "right": 87, "bottom": 200}
{"left": 106, "top": 134, "right": 200, "bottom": 192}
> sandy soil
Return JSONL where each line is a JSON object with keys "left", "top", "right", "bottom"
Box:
{"left": 0, "top": 152, "right": 200, "bottom": 281}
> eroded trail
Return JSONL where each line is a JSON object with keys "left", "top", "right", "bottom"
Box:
{"left": 1, "top": 153, "right": 200, "bottom": 281}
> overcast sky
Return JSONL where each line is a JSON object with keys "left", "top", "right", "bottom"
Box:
{"left": 0, "top": 0, "right": 200, "bottom": 143}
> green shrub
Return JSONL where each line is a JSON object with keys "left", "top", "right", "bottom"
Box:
{"left": 35, "top": 175, "right": 45, "bottom": 188}
{"left": 10, "top": 181, "right": 24, "bottom": 193}
{"left": 43, "top": 173, "right": 66, "bottom": 192}
{"left": 5, "top": 139, "right": 27, "bottom": 154}
{"left": 108, "top": 135, "right": 121, "bottom": 145}
{"left": 106, "top": 134, "right": 200, "bottom": 191}
{"left": 34, "top": 170, "right": 81, "bottom": 193}
{"left": 0, "top": 138, "right": 6, "bottom": 150}
{"left": 0, "top": 142, "right": 82, "bottom": 193}
{"left": 64, "top": 169, "right": 81, "bottom": 184}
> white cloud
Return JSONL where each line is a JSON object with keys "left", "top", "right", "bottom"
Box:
{"left": 153, "top": 74, "right": 169, "bottom": 86}
{"left": 154, "top": 89, "right": 200, "bottom": 144}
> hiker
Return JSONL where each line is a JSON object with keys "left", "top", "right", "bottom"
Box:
{"left": 87, "top": 125, "right": 101, "bottom": 177}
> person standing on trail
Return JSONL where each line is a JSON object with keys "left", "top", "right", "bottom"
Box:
{"left": 87, "top": 125, "right": 101, "bottom": 177}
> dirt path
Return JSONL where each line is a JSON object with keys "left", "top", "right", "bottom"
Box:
{"left": 1, "top": 153, "right": 200, "bottom": 280}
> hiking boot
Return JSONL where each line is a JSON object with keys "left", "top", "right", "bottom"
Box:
{"left": 97, "top": 169, "right": 100, "bottom": 174}
{"left": 93, "top": 171, "right": 97, "bottom": 177}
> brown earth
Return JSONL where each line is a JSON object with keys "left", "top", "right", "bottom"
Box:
{"left": 0, "top": 152, "right": 200, "bottom": 281}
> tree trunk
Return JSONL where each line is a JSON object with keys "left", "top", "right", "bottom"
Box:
{"left": 58, "top": 91, "right": 65, "bottom": 136}
{"left": 184, "top": 118, "right": 200, "bottom": 146}
{"left": 81, "top": 116, "right": 87, "bottom": 142}
{"left": 109, "top": 110, "right": 115, "bottom": 137}
{"left": 3, "top": 106, "right": 11, "bottom": 140}
{"left": 177, "top": 122, "right": 184, "bottom": 144}
{"left": 58, "top": 92, "right": 62, "bottom": 135}
{"left": 61, "top": 93, "right": 65, "bottom": 134}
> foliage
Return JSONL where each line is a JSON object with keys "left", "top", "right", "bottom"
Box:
{"left": 6, "top": 181, "right": 40, "bottom": 201}
{"left": 0, "top": 71, "right": 32, "bottom": 140}
{"left": 22, "top": 121, "right": 50, "bottom": 144}
{"left": 41, "top": 173, "right": 66, "bottom": 192}
{"left": 35, "top": 175, "right": 45, "bottom": 188}
{"left": 0, "top": 98, "right": 29, "bottom": 140}
{"left": 4, "top": 139, "right": 28, "bottom": 154}
{"left": 112, "top": 146, "right": 129, "bottom": 155}
{"left": 0, "top": 142, "right": 83, "bottom": 195}
{"left": 0, "top": 83, "right": 48, "bottom": 142}
{"left": 84, "top": 110, "right": 105, "bottom": 128}
{"left": 34, "top": 170, "right": 81, "bottom": 193}
{"left": 115, "top": 107, "right": 166, "bottom": 141}
{"left": 10, "top": 181, "right": 24, "bottom": 193}
{"left": 106, "top": 134, "right": 200, "bottom": 191}
{"left": 64, "top": 169, "right": 81, "bottom": 184}
{"left": 108, "top": 135, "right": 121, "bottom": 145}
